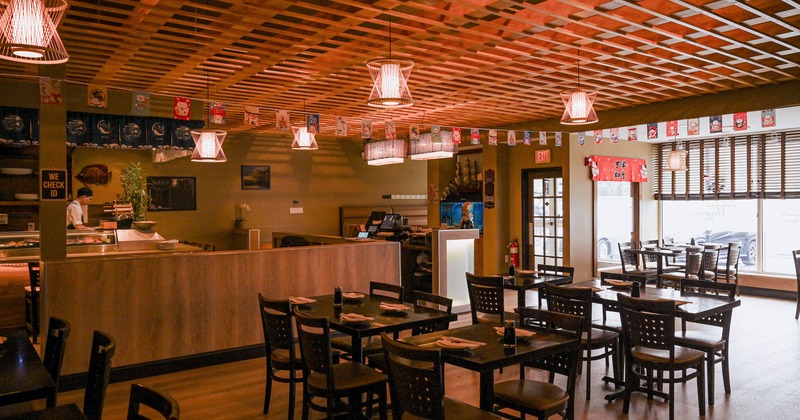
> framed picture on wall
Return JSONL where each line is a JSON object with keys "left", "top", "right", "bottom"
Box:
{"left": 241, "top": 165, "right": 270, "bottom": 190}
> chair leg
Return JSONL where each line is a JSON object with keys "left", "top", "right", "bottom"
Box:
{"left": 722, "top": 348, "right": 732, "bottom": 394}
{"left": 301, "top": 384, "right": 310, "bottom": 420}
{"left": 288, "top": 371, "right": 296, "bottom": 420}
{"left": 263, "top": 367, "right": 272, "bottom": 414}
{"left": 585, "top": 348, "right": 591, "bottom": 400}
{"left": 706, "top": 351, "right": 715, "bottom": 406}
{"left": 697, "top": 364, "right": 706, "bottom": 416}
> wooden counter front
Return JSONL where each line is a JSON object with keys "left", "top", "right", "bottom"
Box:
{"left": 42, "top": 240, "right": 400, "bottom": 375}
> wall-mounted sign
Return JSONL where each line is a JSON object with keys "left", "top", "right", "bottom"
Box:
{"left": 587, "top": 155, "right": 648, "bottom": 183}
{"left": 40, "top": 169, "right": 67, "bottom": 200}
{"left": 535, "top": 148, "right": 551, "bottom": 164}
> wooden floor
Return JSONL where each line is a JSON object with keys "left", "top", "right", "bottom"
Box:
{"left": 37, "top": 291, "right": 800, "bottom": 419}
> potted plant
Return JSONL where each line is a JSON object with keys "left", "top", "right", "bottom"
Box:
{"left": 120, "top": 162, "right": 148, "bottom": 222}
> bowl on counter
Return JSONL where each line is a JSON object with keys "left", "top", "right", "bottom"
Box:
{"left": 1, "top": 168, "right": 33, "bottom": 176}
{"left": 132, "top": 220, "right": 158, "bottom": 230}
{"left": 14, "top": 193, "right": 38, "bottom": 201}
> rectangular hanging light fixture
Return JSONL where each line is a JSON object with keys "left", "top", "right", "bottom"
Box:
{"left": 409, "top": 130, "right": 456, "bottom": 160}
{"left": 364, "top": 139, "right": 406, "bottom": 166}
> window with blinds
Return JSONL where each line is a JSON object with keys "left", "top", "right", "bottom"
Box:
{"left": 653, "top": 130, "right": 800, "bottom": 200}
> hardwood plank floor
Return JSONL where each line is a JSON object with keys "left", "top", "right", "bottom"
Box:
{"left": 48, "top": 291, "right": 800, "bottom": 419}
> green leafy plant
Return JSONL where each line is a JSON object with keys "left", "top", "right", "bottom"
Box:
{"left": 120, "top": 162, "right": 148, "bottom": 221}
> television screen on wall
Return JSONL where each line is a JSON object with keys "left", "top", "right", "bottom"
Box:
{"left": 440, "top": 201, "right": 483, "bottom": 233}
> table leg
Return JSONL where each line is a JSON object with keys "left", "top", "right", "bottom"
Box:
{"left": 352, "top": 335, "right": 363, "bottom": 363}
{"left": 517, "top": 289, "right": 526, "bottom": 309}
{"left": 479, "top": 370, "right": 495, "bottom": 411}
{"left": 46, "top": 388, "right": 57, "bottom": 407}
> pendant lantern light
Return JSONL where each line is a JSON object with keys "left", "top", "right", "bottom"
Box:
{"left": 667, "top": 140, "right": 687, "bottom": 171}
{"left": 191, "top": 71, "right": 227, "bottom": 162}
{"left": 0, "top": 0, "right": 69, "bottom": 64}
{"left": 366, "top": 15, "right": 413, "bottom": 108}
{"left": 560, "top": 49, "right": 598, "bottom": 125}
{"left": 364, "top": 138, "right": 406, "bottom": 166}
{"left": 291, "top": 100, "right": 318, "bottom": 150}
{"left": 409, "top": 130, "right": 456, "bottom": 160}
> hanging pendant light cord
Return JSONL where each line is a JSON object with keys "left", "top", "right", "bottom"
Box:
{"left": 388, "top": 15, "right": 392, "bottom": 60}
{"left": 206, "top": 70, "right": 210, "bottom": 126}
{"left": 577, "top": 48, "right": 581, "bottom": 89}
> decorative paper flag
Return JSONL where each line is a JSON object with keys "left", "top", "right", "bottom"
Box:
{"left": 610, "top": 128, "right": 619, "bottom": 143}
{"left": 39, "top": 78, "right": 62, "bottom": 105}
{"left": 761, "top": 109, "right": 776, "bottom": 127}
{"left": 87, "top": 85, "right": 107, "bottom": 108}
{"left": 507, "top": 131, "right": 516, "bottom": 146}
{"left": 452, "top": 127, "right": 462, "bottom": 144}
{"left": 709, "top": 115, "right": 722, "bottom": 133}
{"left": 244, "top": 106, "right": 260, "bottom": 125}
{"left": 431, "top": 125, "right": 442, "bottom": 143}
{"left": 131, "top": 91, "right": 150, "bottom": 115}
{"left": 733, "top": 112, "right": 747, "bottom": 131}
{"left": 594, "top": 130, "right": 603, "bottom": 144}
{"left": 210, "top": 102, "right": 226, "bottom": 125}
{"left": 523, "top": 131, "right": 532, "bottom": 145}
{"left": 488, "top": 129, "right": 497, "bottom": 146}
{"left": 646, "top": 123, "right": 658, "bottom": 139}
{"left": 173, "top": 97, "right": 191, "bottom": 120}
{"left": 334, "top": 116, "right": 347, "bottom": 136}
{"left": 276, "top": 110, "right": 290, "bottom": 130}
{"left": 409, "top": 124, "right": 419, "bottom": 141}
{"left": 555, "top": 132, "right": 562, "bottom": 147}
{"left": 666, "top": 120, "right": 678, "bottom": 137}
{"left": 361, "top": 120, "right": 372, "bottom": 138}
{"left": 628, "top": 127, "right": 638, "bottom": 141}
{"left": 306, "top": 114, "right": 320, "bottom": 134}
{"left": 577, "top": 132, "right": 585, "bottom": 146}
{"left": 470, "top": 128, "right": 480, "bottom": 145}
{"left": 687, "top": 118, "right": 700, "bottom": 135}
{"left": 385, "top": 121, "right": 397, "bottom": 140}
{"left": 539, "top": 131, "right": 547, "bottom": 145}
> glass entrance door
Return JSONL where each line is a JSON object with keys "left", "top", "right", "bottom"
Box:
{"left": 523, "top": 169, "right": 564, "bottom": 268}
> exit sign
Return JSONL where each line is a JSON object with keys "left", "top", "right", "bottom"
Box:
{"left": 535, "top": 149, "right": 551, "bottom": 164}
{"left": 40, "top": 169, "right": 67, "bottom": 200}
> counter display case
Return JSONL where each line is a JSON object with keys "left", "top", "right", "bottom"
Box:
{"left": 0, "top": 230, "right": 116, "bottom": 261}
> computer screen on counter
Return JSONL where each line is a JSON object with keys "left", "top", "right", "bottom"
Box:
{"left": 379, "top": 214, "right": 402, "bottom": 231}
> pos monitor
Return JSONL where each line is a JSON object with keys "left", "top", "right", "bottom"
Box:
{"left": 378, "top": 213, "right": 402, "bottom": 232}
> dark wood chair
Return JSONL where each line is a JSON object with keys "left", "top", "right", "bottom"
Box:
{"left": 380, "top": 332, "right": 501, "bottom": 420}
{"left": 658, "top": 249, "right": 703, "bottom": 289}
{"left": 794, "top": 250, "right": 800, "bottom": 319}
{"left": 619, "top": 241, "right": 658, "bottom": 284}
{"left": 258, "top": 293, "right": 302, "bottom": 417}
{"left": 493, "top": 308, "right": 582, "bottom": 420}
{"left": 127, "top": 383, "right": 180, "bottom": 420}
{"left": 293, "top": 308, "right": 388, "bottom": 420}
{"left": 466, "top": 272, "right": 515, "bottom": 325}
{"left": 544, "top": 283, "right": 620, "bottom": 400}
{"left": 535, "top": 264, "right": 575, "bottom": 309}
{"left": 618, "top": 294, "right": 705, "bottom": 420}
{"left": 641, "top": 239, "right": 680, "bottom": 279}
{"left": 42, "top": 317, "right": 71, "bottom": 402}
{"left": 331, "top": 281, "right": 405, "bottom": 359}
{"left": 716, "top": 242, "right": 742, "bottom": 295}
{"left": 83, "top": 330, "right": 117, "bottom": 420}
{"left": 25, "top": 261, "right": 40, "bottom": 343}
{"left": 368, "top": 291, "right": 453, "bottom": 371}
{"left": 676, "top": 279, "right": 736, "bottom": 406}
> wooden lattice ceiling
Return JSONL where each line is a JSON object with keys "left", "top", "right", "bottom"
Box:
{"left": 1, "top": 0, "right": 799, "bottom": 136}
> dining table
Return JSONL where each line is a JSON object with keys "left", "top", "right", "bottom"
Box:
{"left": 624, "top": 246, "right": 687, "bottom": 277}
{"left": 0, "top": 330, "right": 57, "bottom": 409}
{"left": 296, "top": 292, "right": 457, "bottom": 363}
{"left": 499, "top": 271, "right": 572, "bottom": 308}
{"left": 400, "top": 322, "right": 578, "bottom": 411}
{"left": 0, "top": 403, "right": 86, "bottom": 420}
{"left": 570, "top": 279, "right": 741, "bottom": 402}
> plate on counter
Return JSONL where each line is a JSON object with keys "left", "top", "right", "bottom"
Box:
{"left": 1, "top": 168, "right": 33, "bottom": 175}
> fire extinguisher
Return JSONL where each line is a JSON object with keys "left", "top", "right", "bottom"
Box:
{"left": 508, "top": 239, "right": 519, "bottom": 268}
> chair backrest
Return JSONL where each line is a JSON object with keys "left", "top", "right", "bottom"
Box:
{"left": 465, "top": 272, "right": 506, "bottom": 325}
{"left": 28, "top": 260, "right": 40, "bottom": 289}
{"left": 84, "top": 330, "right": 117, "bottom": 420}
{"left": 725, "top": 242, "right": 741, "bottom": 269}
{"left": 127, "top": 383, "right": 180, "bottom": 420}
{"left": 411, "top": 291, "right": 453, "bottom": 335}
{"left": 679, "top": 278, "right": 736, "bottom": 333}
{"left": 618, "top": 241, "right": 640, "bottom": 271}
{"left": 702, "top": 249, "right": 719, "bottom": 271}
{"left": 258, "top": 294, "right": 295, "bottom": 357}
{"left": 42, "top": 317, "right": 71, "bottom": 391}
{"left": 662, "top": 237, "right": 675, "bottom": 247}
{"left": 280, "top": 235, "right": 310, "bottom": 247}
{"left": 639, "top": 240, "right": 661, "bottom": 268}
{"left": 618, "top": 294, "right": 677, "bottom": 353}
{"left": 537, "top": 264, "right": 575, "bottom": 278}
{"left": 293, "top": 308, "right": 337, "bottom": 391}
{"left": 369, "top": 281, "right": 404, "bottom": 302}
{"left": 543, "top": 283, "right": 593, "bottom": 335}
{"left": 794, "top": 250, "right": 800, "bottom": 299}
{"left": 381, "top": 332, "right": 446, "bottom": 419}
{"left": 600, "top": 271, "right": 638, "bottom": 284}
{"left": 683, "top": 250, "right": 703, "bottom": 278}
